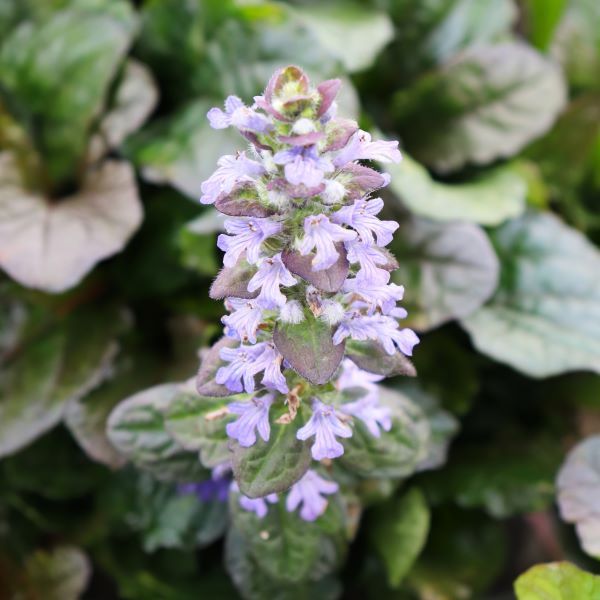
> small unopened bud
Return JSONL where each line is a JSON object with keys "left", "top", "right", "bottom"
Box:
{"left": 280, "top": 300, "right": 304, "bottom": 324}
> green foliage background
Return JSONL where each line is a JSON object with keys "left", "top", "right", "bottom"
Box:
{"left": 0, "top": 0, "right": 599, "bottom": 598}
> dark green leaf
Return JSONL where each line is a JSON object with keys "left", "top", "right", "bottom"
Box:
{"left": 369, "top": 487, "right": 430, "bottom": 588}
{"left": 232, "top": 407, "right": 312, "bottom": 498}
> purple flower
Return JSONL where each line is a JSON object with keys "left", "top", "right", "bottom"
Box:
{"left": 333, "top": 313, "right": 420, "bottom": 356}
{"left": 297, "top": 400, "right": 352, "bottom": 460}
{"left": 286, "top": 470, "right": 339, "bottom": 521}
{"left": 215, "top": 343, "right": 263, "bottom": 393}
{"left": 226, "top": 393, "right": 274, "bottom": 447}
{"left": 200, "top": 153, "right": 265, "bottom": 205}
{"left": 222, "top": 298, "right": 264, "bottom": 343}
{"left": 297, "top": 214, "right": 357, "bottom": 271}
{"left": 333, "top": 130, "right": 402, "bottom": 167}
{"left": 231, "top": 482, "right": 278, "bottom": 518}
{"left": 217, "top": 217, "right": 282, "bottom": 267}
{"left": 341, "top": 395, "right": 391, "bottom": 438}
{"left": 178, "top": 465, "right": 231, "bottom": 502}
{"left": 345, "top": 239, "right": 391, "bottom": 284}
{"left": 247, "top": 253, "right": 297, "bottom": 308}
{"left": 253, "top": 342, "right": 289, "bottom": 394}
{"left": 343, "top": 277, "right": 405, "bottom": 313}
{"left": 273, "top": 145, "right": 334, "bottom": 188}
{"left": 337, "top": 358, "right": 384, "bottom": 392}
{"left": 332, "top": 198, "right": 399, "bottom": 247}
{"left": 207, "top": 95, "right": 272, "bottom": 133}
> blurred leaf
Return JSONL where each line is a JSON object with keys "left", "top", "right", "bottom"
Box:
{"left": 408, "top": 506, "right": 508, "bottom": 599}
{"left": 176, "top": 227, "right": 219, "bottom": 277}
{"left": 515, "top": 562, "right": 600, "bottom": 599}
{"left": 22, "top": 545, "right": 91, "bottom": 600}
{"left": 106, "top": 381, "right": 208, "bottom": 482}
{"left": 394, "top": 42, "right": 567, "bottom": 173}
{"left": 106, "top": 472, "right": 227, "bottom": 552}
{"left": 290, "top": 3, "right": 393, "bottom": 72}
{"left": 229, "top": 489, "right": 346, "bottom": 584}
{"left": 340, "top": 387, "right": 429, "bottom": 478}
{"left": 164, "top": 394, "right": 235, "bottom": 469}
{"left": 387, "top": 154, "right": 527, "bottom": 225}
{"left": 0, "top": 3, "right": 136, "bottom": 188}
{"left": 551, "top": 0, "right": 600, "bottom": 90}
{"left": 64, "top": 352, "right": 160, "bottom": 469}
{"left": 225, "top": 527, "right": 341, "bottom": 600}
{"left": 0, "top": 156, "right": 143, "bottom": 292}
{"left": 232, "top": 406, "right": 312, "bottom": 498}
{"left": 391, "top": 217, "right": 499, "bottom": 331}
{"left": 369, "top": 487, "right": 430, "bottom": 588}
{"left": 2, "top": 428, "right": 109, "bottom": 499}
{"left": 126, "top": 100, "right": 239, "bottom": 199}
{"left": 557, "top": 434, "right": 600, "bottom": 559}
{"left": 420, "top": 438, "right": 560, "bottom": 517}
{"left": 461, "top": 212, "right": 600, "bottom": 377}
{"left": 89, "top": 59, "right": 158, "bottom": 161}
{"left": 0, "top": 304, "right": 125, "bottom": 458}
{"left": 522, "top": 0, "right": 567, "bottom": 51}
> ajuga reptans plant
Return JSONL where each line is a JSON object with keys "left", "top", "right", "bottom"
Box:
{"left": 195, "top": 66, "right": 419, "bottom": 521}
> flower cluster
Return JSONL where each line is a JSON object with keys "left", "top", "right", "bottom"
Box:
{"left": 197, "top": 66, "right": 419, "bottom": 522}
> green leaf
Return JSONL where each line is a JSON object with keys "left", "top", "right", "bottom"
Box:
{"left": 551, "top": 0, "right": 600, "bottom": 90}
{"left": 225, "top": 527, "right": 341, "bottom": 600}
{"left": 125, "top": 100, "right": 240, "bottom": 200}
{"left": 340, "top": 387, "right": 429, "bottom": 478}
{"left": 461, "top": 212, "right": 600, "bottom": 377}
{"left": 230, "top": 488, "right": 346, "bottom": 583}
{"left": 0, "top": 156, "right": 143, "bottom": 292}
{"left": 391, "top": 217, "right": 499, "bottom": 331}
{"left": 387, "top": 154, "right": 526, "bottom": 226}
{"left": 557, "top": 435, "right": 600, "bottom": 559}
{"left": 522, "top": 0, "right": 567, "bottom": 51}
{"left": 394, "top": 42, "right": 567, "bottom": 172}
{"left": 164, "top": 393, "right": 237, "bottom": 468}
{"left": 232, "top": 407, "right": 312, "bottom": 498}
{"left": 273, "top": 311, "right": 344, "bottom": 385}
{"left": 420, "top": 438, "right": 561, "bottom": 518}
{"left": 106, "top": 381, "right": 207, "bottom": 482}
{"left": 22, "top": 545, "right": 91, "bottom": 600}
{"left": 0, "top": 305, "right": 125, "bottom": 458}
{"left": 515, "top": 562, "right": 600, "bottom": 600}
{"left": 408, "top": 507, "right": 508, "bottom": 599}
{"left": 0, "top": 4, "right": 136, "bottom": 187}
{"left": 369, "top": 487, "right": 430, "bottom": 588}
{"left": 290, "top": 3, "right": 393, "bottom": 72}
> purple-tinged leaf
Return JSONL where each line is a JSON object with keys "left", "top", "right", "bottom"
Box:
{"left": 273, "top": 313, "right": 345, "bottom": 385}
{"left": 282, "top": 243, "right": 349, "bottom": 293}
{"left": 241, "top": 130, "right": 272, "bottom": 151}
{"left": 214, "top": 185, "right": 277, "bottom": 218}
{"left": 339, "top": 163, "right": 389, "bottom": 201}
{"left": 317, "top": 78, "right": 342, "bottom": 117}
{"left": 379, "top": 247, "right": 399, "bottom": 271}
{"left": 321, "top": 118, "right": 358, "bottom": 152}
{"left": 196, "top": 337, "right": 242, "bottom": 397}
{"left": 210, "top": 254, "right": 259, "bottom": 300}
{"left": 346, "top": 340, "right": 417, "bottom": 377}
{"left": 279, "top": 131, "right": 324, "bottom": 146}
{"left": 265, "top": 65, "right": 310, "bottom": 102}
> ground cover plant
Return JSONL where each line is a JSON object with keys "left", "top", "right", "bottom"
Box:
{"left": 0, "top": 1, "right": 600, "bottom": 598}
